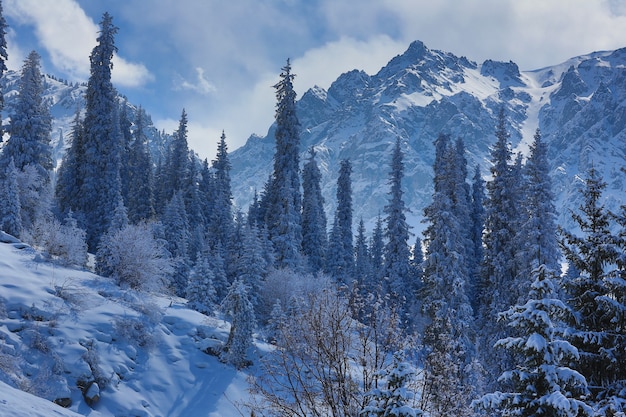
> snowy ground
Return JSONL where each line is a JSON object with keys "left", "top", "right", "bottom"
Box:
{"left": 0, "top": 233, "right": 255, "bottom": 416}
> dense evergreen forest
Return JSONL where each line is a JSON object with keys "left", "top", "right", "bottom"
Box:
{"left": 0, "top": 8, "right": 625, "bottom": 417}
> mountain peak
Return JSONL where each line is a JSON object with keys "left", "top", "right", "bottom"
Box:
{"left": 480, "top": 59, "right": 523, "bottom": 87}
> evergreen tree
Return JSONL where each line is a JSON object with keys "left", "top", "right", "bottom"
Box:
{"left": 362, "top": 353, "right": 423, "bottom": 417}
{"left": 220, "top": 280, "right": 255, "bottom": 369}
{"left": 0, "top": 0, "right": 8, "bottom": 140}
{"left": 126, "top": 107, "right": 155, "bottom": 223}
{"left": 559, "top": 167, "right": 625, "bottom": 411}
{"left": 518, "top": 129, "right": 560, "bottom": 278}
{"left": 266, "top": 60, "right": 303, "bottom": 270}
{"left": 78, "top": 13, "right": 124, "bottom": 250}
{"left": 162, "top": 191, "right": 191, "bottom": 297}
{"left": 479, "top": 109, "right": 523, "bottom": 384}
{"left": 421, "top": 134, "right": 475, "bottom": 416}
{"left": 408, "top": 235, "right": 423, "bottom": 303}
{"left": 301, "top": 148, "right": 327, "bottom": 273}
{"left": 119, "top": 101, "right": 133, "bottom": 208}
{"left": 0, "top": 159, "right": 22, "bottom": 237}
{"left": 475, "top": 265, "right": 592, "bottom": 417}
{"left": 326, "top": 159, "right": 354, "bottom": 282}
{"left": 354, "top": 217, "right": 372, "bottom": 287}
{"left": 383, "top": 138, "right": 412, "bottom": 308}
{"left": 370, "top": 214, "right": 385, "bottom": 284}
{"left": 469, "top": 165, "right": 485, "bottom": 315}
{"left": 208, "top": 131, "right": 233, "bottom": 251}
{"left": 231, "top": 223, "right": 268, "bottom": 309}
{"left": 55, "top": 110, "right": 84, "bottom": 219}
{"left": 2, "top": 51, "right": 53, "bottom": 183}
{"left": 186, "top": 250, "right": 217, "bottom": 315}
{"left": 209, "top": 244, "right": 230, "bottom": 303}
{"left": 155, "top": 109, "right": 190, "bottom": 215}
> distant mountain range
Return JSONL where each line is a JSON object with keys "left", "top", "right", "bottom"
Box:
{"left": 2, "top": 40, "right": 624, "bottom": 234}
{"left": 230, "top": 40, "right": 626, "bottom": 233}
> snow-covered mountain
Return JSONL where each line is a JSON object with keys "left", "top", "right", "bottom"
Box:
{"left": 0, "top": 72, "right": 169, "bottom": 169}
{"left": 230, "top": 40, "right": 626, "bottom": 233}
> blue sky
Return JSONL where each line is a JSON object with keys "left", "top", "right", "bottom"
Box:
{"left": 4, "top": 0, "right": 626, "bottom": 160}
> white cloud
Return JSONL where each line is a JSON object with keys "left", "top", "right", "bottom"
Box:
{"left": 380, "top": 0, "right": 626, "bottom": 69}
{"left": 174, "top": 67, "right": 217, "bottom": 96}
{"left": 111, "top": 55, "right": 154, "bottom": 88}
{"left": 4, "top": 0, "right": 153, "bottom": 87}
{"left": 4, "top": 0, "right": 95, "bottom": 79}
{"left": 293, "top": 35, "right": 407, "bottom": 94}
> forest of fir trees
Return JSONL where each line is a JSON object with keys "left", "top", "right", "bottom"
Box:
{"left": 0, "top": 7, "right": 626, "bottom": 417}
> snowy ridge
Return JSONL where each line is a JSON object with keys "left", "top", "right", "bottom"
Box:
{"left": 230, "top": 41, "right": 626, "bottom": 233}
{"left": 0, "top": 236, "right": 253, "bottom": 416}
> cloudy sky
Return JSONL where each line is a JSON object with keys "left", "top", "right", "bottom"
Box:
{"left": 4, "top": 0, "right": 626, "bottom": 160}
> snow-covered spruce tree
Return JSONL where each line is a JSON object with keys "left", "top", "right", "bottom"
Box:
{"left": 182, "top": 158, "right": 206, "bottom": 264}
{"left": 559, "top": 167, "right": 625, "bottom": 412}
{"left": 469, "top": 164, "right": 485, "bottom": 315}
{"left": 208, "top": 131, "right": 234, "bottom": 252}
{"left": 0, "top": 0, "right": 7, "bottom": 140}
{"left": 220, "top": 280, "right": 255, "bottom": 369}
{"left": 78, "top": 12, "right": 125, "bottom": 250}
{"left": 95, "top": 199, "right": 129, "bottom": 278}
{"left": 370, "top": 214, "right": 385, "bottom": 283}
{"left": 0, "top": 159, "right": 22, "bottom": 237}
{"left": 265, "top": 59, "right": 303, "bottom": 270}
{"left": 162, "top": 191, "right": 191, "bottom": 297}
{"left": 362, "top": 352, "right": 423, "bottom": 417}
{"left": 479, "top": 109, "right": 525, "bottom": 386}
{"left": 301, "top": 147, "right": 327, "bottom": 273}
{"left": 119, "top": 102, "right": 133, "bottom": 210}
{"left": 326, "top": 159, "right": 354, "bottom": 283}
{"left": 230, "top": 222, "right": 268, "bottom": 309}
{"left": 0, "top": 51, "right": 53, "bottom": 231}
{"left": 383, "top": 138, "right": 413, "bottom": 313}
{"left": 517, "top": 129, "right": 560, "bottom": 282}
{"left": 354, "top": 217, "right": 372, "bottom": 288}
{"left": 420, "top": 134, "right": 475, "bottom": 417}
{"left": 154, "top": 109, "right": 190, "bottom": 216}
{"left": 55, "top": 110, "right": 84, "bottom": 219}
{"left": 126, "top": 106, "right": 155, "bottom": 223}
{"left": 186, "top": 250, "right": 217, "bottom": 315}
{"left": 474, "top": 265, "right": 592, "bottom": 417}
{"left": 2, "top": 50, "right": 53, "bottom": 183}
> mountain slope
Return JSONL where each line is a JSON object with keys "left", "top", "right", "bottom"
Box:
{"left": 0, "top": 233, "right": 252, "bottom": 416}
{"left": 230, "top": 41, "right": 626, "bottom": 232}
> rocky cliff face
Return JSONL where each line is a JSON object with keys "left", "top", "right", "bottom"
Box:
{"left": 230, "top": 41, "right": 626, "bottom": 233}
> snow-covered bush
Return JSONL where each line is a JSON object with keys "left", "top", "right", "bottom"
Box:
{"left": 258, "top": 268, "right": 331, "bottom": 323}
{"left": 113, "top": 315, "right": 157, "bottom": 349}
{"left": 95, "top": 222, "right": 173, "bottom": 292}
{"left": 23, "top": 214, "right": 87, "bottom": 267}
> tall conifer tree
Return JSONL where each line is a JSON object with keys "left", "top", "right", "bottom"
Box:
{"left": 383, "top": 138, "right": 412, "bottom": 310}
{"left": 326, "top": 159, "right": 354, "bottom": 282}
{"left": 266, "top": 59, "right": 303, "bottom": 270}
{"left": 126, "top": 107, "right": 155, "bottom": 223}
{"left": 2, "top": 51, "right": 52, "bottom": 182}
{"left": 78, "top": 13, "right": 124, "bottom": 249}
{"left": 0, "top": 0, "right": 7, "bottom": 141}
{"left": 209, "top": 131, "right": 233, "bottom": 251}
{"left": 560, "top": 167, "right": 625, "bottom": 411}
{"left": 301, "top": 148, "right": 327, "bottom": 273}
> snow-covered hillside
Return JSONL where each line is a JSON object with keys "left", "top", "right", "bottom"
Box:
{"left": 0, "top": 232, "right": 254, "bottom": 417}
{"left": 230, "top": 41, "right": 626, "bottom": 233}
